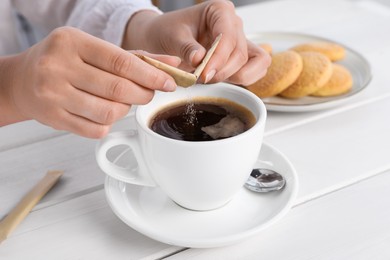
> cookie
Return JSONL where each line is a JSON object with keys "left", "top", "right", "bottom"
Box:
{"left": 291, "top": 41, "right": 346, "bottom": 61}
{"left": 311, "top": 63, "right": 353, "bottom": 97}
{"left": 279, "top": 51, "right": 333, "bottom": 98}
{"left": 259, "top": 43, "right": 273, "bottom": 54}
{"left": 246, "top": 50, "right": 303, "bottom": 98}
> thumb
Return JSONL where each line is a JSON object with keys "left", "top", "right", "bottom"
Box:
{"left": 172, "top": 37, "right": 207, "bottom": 68}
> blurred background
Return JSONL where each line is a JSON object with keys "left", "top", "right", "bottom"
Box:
{"left": 152, "top": 0, "right": 270, "bottom": 12}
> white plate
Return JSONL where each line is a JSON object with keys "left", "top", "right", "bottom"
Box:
{"left": 247, "top": 32, "right": 372, "bottom": 112}
{"left": 104, "top": 143, "right": 298, "bottom": 248}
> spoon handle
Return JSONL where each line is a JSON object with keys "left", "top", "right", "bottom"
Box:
{"left": 0, "top": 170, "right": 63, "bottom": 244}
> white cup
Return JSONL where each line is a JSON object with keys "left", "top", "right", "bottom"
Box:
{"left": 96, "top": 83, "right": 266, "bottom": 211}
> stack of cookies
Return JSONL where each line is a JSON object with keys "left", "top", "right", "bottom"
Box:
{"left": 246, "top": 41, "right": 353, "bottom": 99}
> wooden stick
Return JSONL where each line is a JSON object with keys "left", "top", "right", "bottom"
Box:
{"left": 134, "top": 34, "right": 222, "bottom": 88}
{"left": 0, "top": 170, "right": 63, "bottom": 244}
{"left": 135, "top": 54, "right": 197, "bottom": 88}
{"left": 193, "top": 33, "right": 222, "bottom": 79}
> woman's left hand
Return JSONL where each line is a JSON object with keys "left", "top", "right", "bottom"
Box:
{"left": 123, "top": 0, "right": 271, "bottom": 86}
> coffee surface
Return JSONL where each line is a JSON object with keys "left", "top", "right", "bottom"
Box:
{"left": 149, "top": 98, "right": 256, "bottom": 141}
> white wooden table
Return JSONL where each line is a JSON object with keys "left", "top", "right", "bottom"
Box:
{"left": 2, "top": 0, "right": 390, "bottom": 259}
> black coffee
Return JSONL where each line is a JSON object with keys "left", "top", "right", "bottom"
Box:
{"left": 149, "top": 97, "right": 256, "bottom": 141}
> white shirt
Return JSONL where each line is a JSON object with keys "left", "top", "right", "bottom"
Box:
{"left": 0, "top": 0, "right": 160, "bottom": 55}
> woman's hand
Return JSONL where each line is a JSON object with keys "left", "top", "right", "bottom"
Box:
{"left": 0, "top": 27, "right": 180, "bottom": 138}
{"left": 123, "top": 0, "right": 271, "bottom": 85}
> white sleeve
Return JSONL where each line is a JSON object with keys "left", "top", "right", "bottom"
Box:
{"left": 11, "top": 0, "right": 162, "bottom": 46}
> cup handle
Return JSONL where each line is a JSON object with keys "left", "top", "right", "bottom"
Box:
{"left": 95, "top": 130, "right": 156, "bottom": 187}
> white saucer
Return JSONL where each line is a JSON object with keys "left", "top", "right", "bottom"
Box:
{"left": 104, "top": 143, "right": 298, "bottom": 248}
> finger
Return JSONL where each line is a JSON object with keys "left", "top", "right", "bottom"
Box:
{"left": 202, "top": 31, "right": 248, "bottom": 83}
{"left": 156, "top": 21, "right": 207, "bottom": 68}
{"left": 69, "top": 64, "right": 156, "bottom": 105}
{"left": 226, "top": 41, "right": 271, "bottom": 86}
{"left": 171, "top": 35, "right": 207, "bottom": 68}
{"left": 62, "top": 87, "right": 131, "bottom": 125}
{"left": 52, "top": 109, "right": 112, "bottom": 139}
{"left": 197, "top": 3, "right": 246, "bottom": 82}
{"left": 130, "top": 50, "right": 182, "bottom": 67}
{"left": 74, "top": 29, "right": 177, "bottom": 91}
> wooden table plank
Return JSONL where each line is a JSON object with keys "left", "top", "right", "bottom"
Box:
{"left": 0, "top": 121, "right": 62, "bottom": 152}
{"left": 3, "top": 164, "right": 390, "bottom": 259}
{"left": 238, "top": 0, "right": 356, "bottom": 33}
{"left": 0, "top": 190, "right": 179, "bottom": 260}
{"left": 1, "top": 95, "right": 389, "bottom": 259}
{"left": 165, "top": 170, "right": 390, "bottom": 260}
{"left": 0, "top": 117, "right": 135, "bottom": 219}
{"left": 2, "top": 94, "right": 389, "bottom": 219}
{"left": 2, "top": 92, "right": 390, "bottom": 217}
{"left": 265, "top": 96, "right": 390, "bottom": 203}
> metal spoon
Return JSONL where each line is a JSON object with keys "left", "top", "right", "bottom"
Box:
{"left": 245, "top": 168, "right": 286, "bottom": 192}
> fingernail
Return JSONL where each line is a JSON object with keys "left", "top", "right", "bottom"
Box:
{"left": 205, "top": 69, "right": 216, "bottom": 83}
{"left": 163, "top": 79, "right": 177, "bottom": 91}
{"left": 189, "top": 50, "right": 198, "bottom": 64}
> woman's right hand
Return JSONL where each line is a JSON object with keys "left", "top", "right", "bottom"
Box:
{"left": 0, "top": 27, "right": 179, "bottom": 138}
